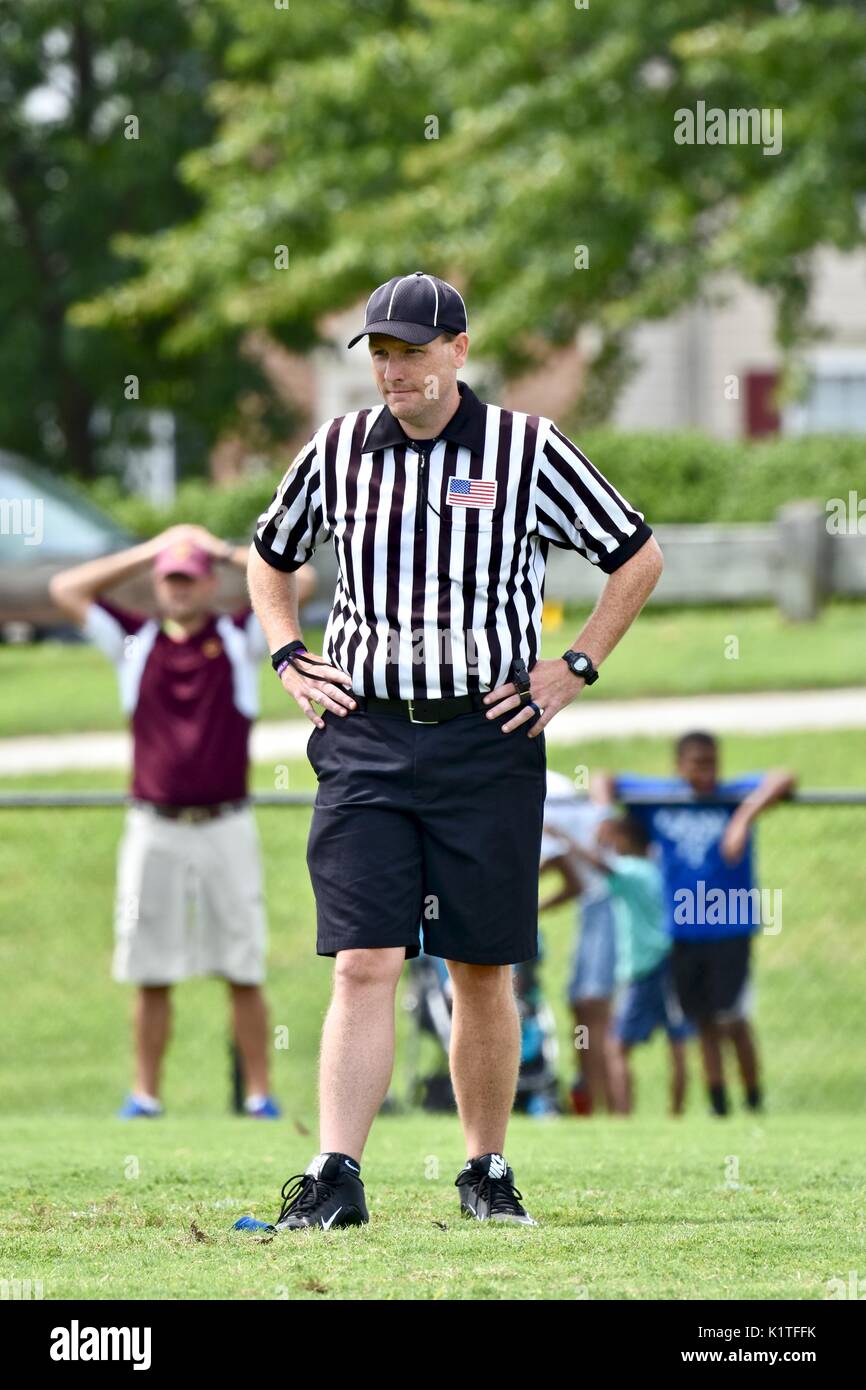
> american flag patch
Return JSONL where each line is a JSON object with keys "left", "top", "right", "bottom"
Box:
{"left": 446, "top": 476, "right": 497, "bottom": 509}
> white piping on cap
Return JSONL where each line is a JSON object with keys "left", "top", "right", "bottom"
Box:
{"left": 451, "top": 284, "right": 468, "bottom": 332}
{"left": 416, "top": 273, "right": 440, "bottom": 325}
{"left": 382, "top": 272, "right": 466, "bottom": 332}
{"left": 386, "top": 274, "right": 415, "bottom": 320}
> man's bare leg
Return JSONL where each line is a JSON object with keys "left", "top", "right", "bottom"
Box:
{"left": 229, "top": 982, "right": 270, "bottom": 1098}
{"left": 446, "top": 962, "right": 519, "bottom": 1157}
{"left": 727, "top": 1017, "right": 761, "bottom": 1108}
{"left": 575, "top": 998, "right": 616, "bottom": 1113}
{"left": 668, "top": 1039, "right": 688, "bottom": 1116}
{"left": 133, "top": 985, "right": 172, "bottom": 1099}
{"left": 318, "top": 947, "right": 405, "bottom": 1159}
{"left": 699, "top": 1019, "right": 728, "bottom": 1114}
{"left": 607, "top": 1036, "right": 632, "bottom": 1114}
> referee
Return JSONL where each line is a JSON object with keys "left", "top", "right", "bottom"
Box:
{"left": 240, "top": 272, "right": 663, "bottom": 1231}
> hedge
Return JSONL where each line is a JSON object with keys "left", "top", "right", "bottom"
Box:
{"left": 77, "top": 432, "right": 863, "bottom": 539}
{"left": 575, "top": 431, "right": 863, "bottom": 526}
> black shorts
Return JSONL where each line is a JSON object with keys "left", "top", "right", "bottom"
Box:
{"left": 670, "top": 935, "right": 753, "bottom": 1023}
{"left": 304, "top": 703, "right": 547, "bottom": 965}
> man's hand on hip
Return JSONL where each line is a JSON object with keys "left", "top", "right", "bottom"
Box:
{"left": 482, "top": 658, "right": 585, "bottom": 736}
{"left": 279, "top": 651, "right": 357, "bottom": 728}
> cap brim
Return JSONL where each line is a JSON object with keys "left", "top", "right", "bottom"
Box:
{"left": 347, "top": 320, "right": 444, "bottom": 349}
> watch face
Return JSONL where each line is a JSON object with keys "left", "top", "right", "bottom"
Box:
{"left": 574, "top": 656, "right": 588, "bottom": 672}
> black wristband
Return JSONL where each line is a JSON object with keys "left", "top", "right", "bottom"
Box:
{"left": 271, "top": 640, "right": 308, "bottom": 673}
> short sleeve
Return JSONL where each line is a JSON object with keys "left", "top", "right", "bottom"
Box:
{"left": 535, "top": 422, "right": 653, "bottom": 573}
{"left": 82, "top": 598, "right": 147, "bottom": 665}
{"left": 613, "top": 774, "right": 675, "bottom": 801}
{"left": 539, "top": 831, "right": 565, "bottom": 864}
{"left": 254, "top": 433, "right": 329, "bottom": 572}
{"left": 721, "top": 775, "right": 765, "bottom": 799}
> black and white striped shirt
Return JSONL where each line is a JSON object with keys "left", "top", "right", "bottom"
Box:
{"left": 254, "top": 381, "right": 652, "bottom": 699}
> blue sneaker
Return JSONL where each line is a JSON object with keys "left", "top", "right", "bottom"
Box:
{"left": 117, "top": 1093, "right": 163, "bottom": 1118}
{"left": 232, "top": 1215, "right": 273, "bottom": 1232}
{"left": 526, "top": 1093, "right": 559, "bottom": 1119}
{"left": 244, "top": 1096, "right": 281, "bottom": 1119}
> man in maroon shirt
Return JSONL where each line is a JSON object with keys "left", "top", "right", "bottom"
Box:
{"left": 50, "top": 524, "right": 315, "bottom": 1118}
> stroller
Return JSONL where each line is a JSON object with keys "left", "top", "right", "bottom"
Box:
{"left": 402, "top": 946, "right": 561, "bottom": 1117}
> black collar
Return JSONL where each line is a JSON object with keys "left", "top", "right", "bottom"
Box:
{"left": 362, "top": 380, "right": 487, "bottom": 456}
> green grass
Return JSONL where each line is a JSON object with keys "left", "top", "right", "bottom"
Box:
{"left": 1, "top": 730, "right": 864, "bottom": 1118}
{"left": 2, "top": 600, "right": 865, "bottom": 736}
{"left": 3, "top": 1113, "right": 863, "bottom": 1300}
{"left": 2, "top": 728, "right": 864, "bottom": 1299}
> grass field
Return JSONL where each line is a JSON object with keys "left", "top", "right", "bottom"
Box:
{"left": 2, "top": 600, "right": 865, "bottom": 736}
{"left": 2, "top": 720, "right": 864, "bottom": 1300}
{"left": 1, "top": 729, "right": 864, "bottom": 1118}
{"left": 3, "top": 1113, "right": 863, "bottom": 1300}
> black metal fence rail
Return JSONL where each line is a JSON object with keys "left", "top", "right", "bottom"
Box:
{"left": 2, "top": 790, "right": 865, "bottom": 808}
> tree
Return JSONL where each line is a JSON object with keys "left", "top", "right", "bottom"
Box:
{"left": 0, "top": 0, "right": 295, "bottom": 477}
{"left": 69, "top": 1, "right": 866, "bottom": 428}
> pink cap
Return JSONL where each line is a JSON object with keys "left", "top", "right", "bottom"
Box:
{"left": 153, "top": 541, "right": 214, "bottom": 580}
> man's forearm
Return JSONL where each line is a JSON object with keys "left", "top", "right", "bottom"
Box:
{"left": 246, "top": 544, "right": 304, "bottom": 653}
{"left": 568, "top": 536, "right": 663, "bottom": 667}
{"left": 539, "top": 887, "right": 579, "bottom": 912}
{"left": 539, "top": 856, "right": 582, "bottom": 910}
{"left": 51, "top": 537, "right": 164, "bottom": 604}
{"left": 226, "top": 544, "right": 252, "bottom": 570}
{"left": 568, "top": 840, "right": 611, "bottom": 876}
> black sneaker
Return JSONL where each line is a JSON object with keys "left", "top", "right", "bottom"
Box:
{"left": 455, "top": 1152, "right": 537, "bottom": 1225}
{"left": 272, "top": 1152, "right": 369, "bottom": 1231}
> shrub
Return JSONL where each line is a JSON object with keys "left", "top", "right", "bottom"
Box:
{"left": 73, "top": 432, "right": 863, "bottom": 537}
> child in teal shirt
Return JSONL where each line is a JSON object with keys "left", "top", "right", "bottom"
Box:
{"left": 567, "top": 816, "right": 693, "bottom": 1116}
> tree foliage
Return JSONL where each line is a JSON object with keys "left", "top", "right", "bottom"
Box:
{"left": 5, "top": 1, "right": 864, "bottom": 473}
{"left": 0, "top": 0, "right": 294, "bottom": 475}
{"left": 77, "top": 1, "right": 866, "bottom": 398}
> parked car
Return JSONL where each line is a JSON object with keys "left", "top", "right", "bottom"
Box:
{"left": 0, "top": 452, "right": 254, "bottom": 640}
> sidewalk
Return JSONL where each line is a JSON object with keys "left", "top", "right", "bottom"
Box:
{"left": 1, "top": 687, "right": 863, "bottom": 775}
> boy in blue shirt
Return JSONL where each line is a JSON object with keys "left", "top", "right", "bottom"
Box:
{"left": 597, "top": 732, "right": 796, "bottom": 1116}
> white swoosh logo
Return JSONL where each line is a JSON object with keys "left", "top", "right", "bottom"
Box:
{"left": 321, "top": 1207, "right": 342, "bottom": 1230}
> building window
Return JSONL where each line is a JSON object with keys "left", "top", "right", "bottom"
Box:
{"left": 782, "top": 352, "right": 866, "bottom": 435}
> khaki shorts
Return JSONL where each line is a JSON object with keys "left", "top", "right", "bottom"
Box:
{"left": 113, "top": 805, "right": 267, "bottom": 985}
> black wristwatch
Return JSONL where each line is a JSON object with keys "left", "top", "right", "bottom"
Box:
{"left": 562, "top": 650, "right": 599, "bottom": 685}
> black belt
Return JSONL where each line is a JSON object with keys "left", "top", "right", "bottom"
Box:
{"left": 357, "top": 692, "right": 488, "bottom": 725}
{"left": 131, "top": 798, "right": 249, "bottom": 822}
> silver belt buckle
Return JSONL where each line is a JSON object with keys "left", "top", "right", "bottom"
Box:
{"left": 407, "top": 698, "right": 438, "bottom": 725}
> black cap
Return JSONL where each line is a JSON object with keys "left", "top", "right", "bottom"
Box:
{"left": 347, "top": 271, "right": 468, "bottom": 348}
